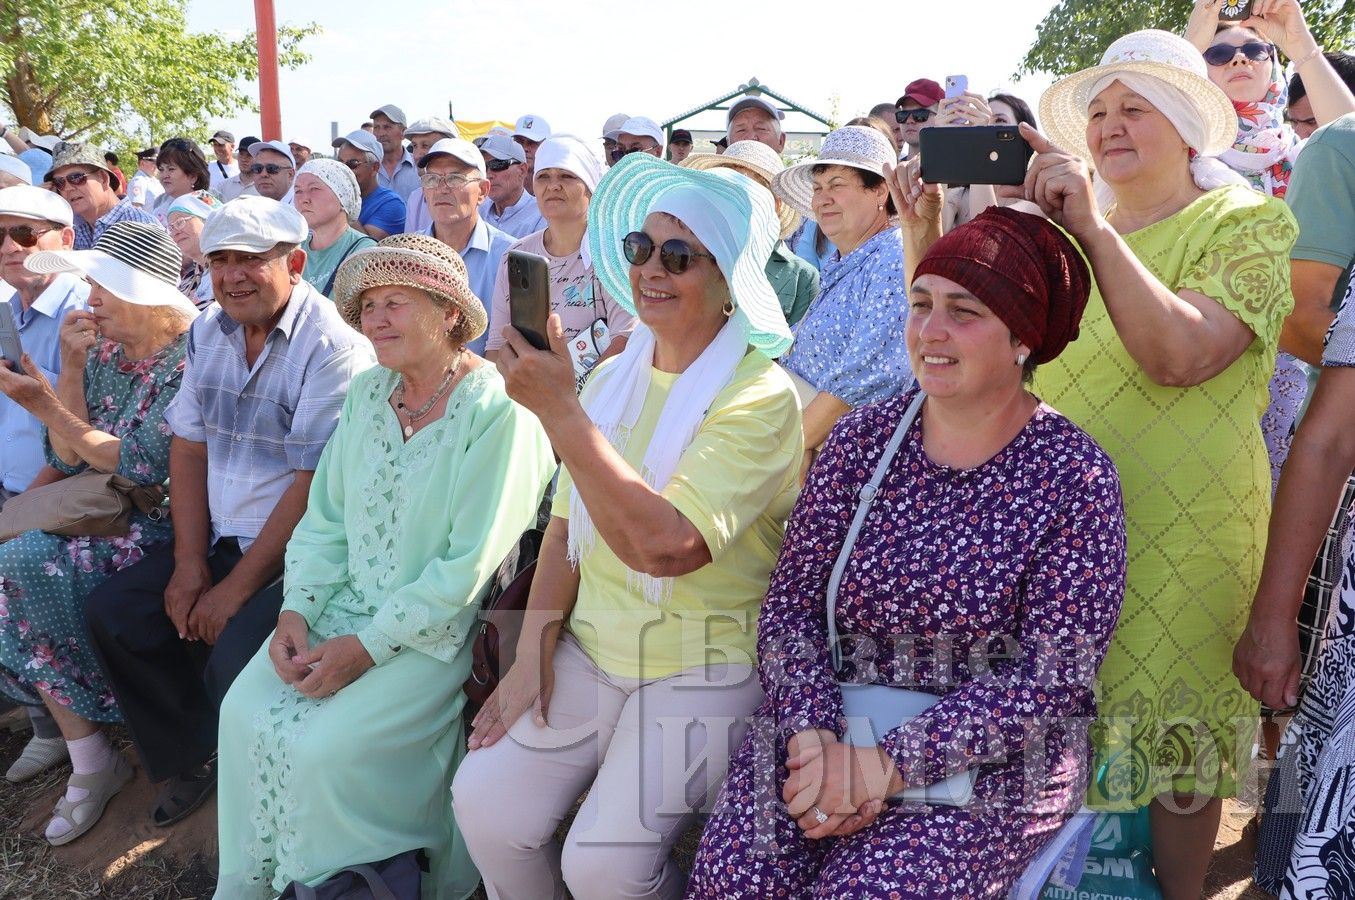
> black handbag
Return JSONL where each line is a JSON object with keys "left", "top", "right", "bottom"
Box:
{"left": 278, "top": 849, "right": 423, "bottom": 900}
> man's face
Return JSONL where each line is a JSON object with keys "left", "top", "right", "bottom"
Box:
{"left": 137, "top": 157, "right": 157, "bottom": 174}
{"left": 513, "top": 136, "right": 542, "bottom": 170}
{"left": 288, "top": 143, "right": 312, "bottom": 166}
{"left": 0, "top": 214, "right": 71, "bottom": 294}
{"left": 617, "top": 133, "right": 661, "bottom": 158}
{"left": 407, "top": 132, "right": 446, "bottom": 165}
{"left": 237, "top": 149, "right": 254, "bottom": 184}
{"left": 371, "top": 114, "right": 405, "bottom": 156}
{"left": 602, "top": 138, "right": 619, "bottom": 165}
{"left": 51, "top": 165, "right": 113, "bottom": 222}
{"left": 250, "top": 149, "right": 295, "bottom": 201}
{"left": 483, "top": 154, "right": 526, "bottom": 206}
{"left": 210, "top": 140, "right": 234, "bottom": 164}
{"left": 337, "top": 144, "right": 378, "bottom": 193}
{"left": 896, "top": 99, "right": 936, "bottom": 151}
{"left": 208, "top": 245, "right": 303, "bottom": 327}
{"left": 1287, "top": 95, "right": 1318, "bottom": 140}
{"left": 423, "top": 156, "right": 486, "bottom": 231}
{"left": 668, "top": 141, "right": 692, "bottom": 163}
{"left": 728, "top": 108, "right": 785, "bottom": 152}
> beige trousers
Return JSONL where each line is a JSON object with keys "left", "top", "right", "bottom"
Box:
{"left": 451, "top": 633, "right": 763, "bottom": 900}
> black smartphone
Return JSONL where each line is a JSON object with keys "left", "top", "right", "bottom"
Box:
{"left": 1219, "top": 0, "right": 1253, "bottom": 22}
{"left": 0, "top": 303, "right": 24, "bottom": 375}
{"left": 507, "top": 250, "right": 551, "bottom": 352}
{"left": 920, "top": 125, "right": 1034, "bottom": 186}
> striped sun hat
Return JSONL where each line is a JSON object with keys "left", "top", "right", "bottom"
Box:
{"left": 25, "top": 220, "right": 197, "bottom": 313}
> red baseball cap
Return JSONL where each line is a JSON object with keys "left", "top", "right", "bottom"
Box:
{"left": 896, "top": 78, "right": 944, "bottom": 108}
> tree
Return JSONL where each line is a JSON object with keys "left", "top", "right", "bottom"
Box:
{"left": 1020, "top": 0, "right": 1355, "bottom": 77}
{"left": 0, "top": 0, "right": 317, "bottom": 144}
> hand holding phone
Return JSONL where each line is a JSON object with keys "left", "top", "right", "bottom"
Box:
{"left": 0, "top": 303, "right": 25, "bottom": 375}
{"left": 920, "top": 125, "right": 1033, "bottom": 185}
{"left": 1218, "top": 0, "right": 1253, "bottom": 22}
{"left": 507, "top": 250, "right": 551, "bottom": 352}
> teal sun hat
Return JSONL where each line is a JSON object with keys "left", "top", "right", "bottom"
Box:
{"left": 587, "top": 151, "right": 792, "bottom": 358}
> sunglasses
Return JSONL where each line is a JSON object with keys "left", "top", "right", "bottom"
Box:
{"left": 486, "top": 159, "right": 519, "bottom": 173}
{"left": 340, "top": 158, "right": 372, "bottom": 170}
{"left": 895, "top": 108, "right": 935, "bottom": 124}
{"left": 0, "top": 224, "right": 58, "bottom": 247}
{"left": 248, "top": 163, "right": 293, "bottom": 176}
{"left": 622, "top": 232, "right": 716, "bottom": 275}
{"left": 1203, "top": 41, "right": 1275, "bottom": 66}
{"left": 49, "top": 170, "right": 97, "bottom": 191}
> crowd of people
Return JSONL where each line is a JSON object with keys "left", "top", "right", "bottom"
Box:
{"left": 0, "top": 0, "right": 1354, "bottom": 897}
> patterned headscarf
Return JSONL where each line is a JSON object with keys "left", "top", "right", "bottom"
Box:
{"left": 296, "top": 158, "right": 362, "bottom": 224}
{"left": 1219, "top": 53, "right": 1303, "bottom": 197}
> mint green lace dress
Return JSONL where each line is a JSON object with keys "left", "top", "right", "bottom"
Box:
{"left": 213, "top": 364, "right": 555, "bottom": 899}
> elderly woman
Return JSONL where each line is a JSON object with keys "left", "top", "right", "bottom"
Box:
{"left": 686, "top": 207, "right": 1125, "bottom": 900}
{"left": 771, "top": 125, "right": 910, "bottom": 475}
{"left": 294, "top": 157, "right": 376, "bottom": 298}
{"left": 0, "top": 221, "right": 196, "bottom": 845}
{"left": 166, "top": 190, "right": 224, "bottom": 309}
{"left": 683, "top": 140, "right": 820, "bottom": 327}
{"left": 1011, "top": 30, "right": 1296, "bottom": 899}
{"left": 150, "top": 138, "right": 212, "bottom": 227}
{"left": 453, "top": 153, "right": 803, "bottom": 900}
{"left": 486, "top": 135, "right": 635, "bottom": 378}
{"left": 212, "top": 233, "right": 554, "bottom": 898}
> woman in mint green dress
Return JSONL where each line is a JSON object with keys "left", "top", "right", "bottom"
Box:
{"left": 213, "top": 234, "right": 555, "bottom": 899}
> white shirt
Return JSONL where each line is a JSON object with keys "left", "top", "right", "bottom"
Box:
{"left": 209, "top": 158, "right": 240, "bottom": 193}
{"left": 128, "top": 170, "right": 164, "bottom": 208}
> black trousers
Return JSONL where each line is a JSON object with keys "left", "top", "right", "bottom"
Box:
{"left": 84, "top": 539, "right": 283, "bottom": 783}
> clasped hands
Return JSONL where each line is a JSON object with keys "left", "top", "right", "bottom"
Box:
{"left": 783, "top": 728, "right": 901, "bottom": 840}
{"left": 268, "top": 610, "right": 374, "bottom": 699}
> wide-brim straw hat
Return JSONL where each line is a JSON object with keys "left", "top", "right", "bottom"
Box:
{"left": 26, "top": 220, "right": 197, "bottom": 314}
{"left": 587, "top": 151, "right": 791, "bottom": 357}
{"left": 333, "top": 233, "right": 487, "bottom": 342}
{"left": 772, "top": 125, "right": 896, "bottom": 222}
{"left": 1040, "top": 29, "right": 1237, "bottom": 162}
{"left": 682, "top": 141, "right": 800, "bottom": 240}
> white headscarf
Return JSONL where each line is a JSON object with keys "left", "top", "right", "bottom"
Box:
{"left": 1085, "top": 72, "right": 1247, "bottom": 210}
{"left": 532, "top": 135, "right": 603, "bottom": 193}
{"left": 296, "top": 158, "right": 362, "bottom": 224}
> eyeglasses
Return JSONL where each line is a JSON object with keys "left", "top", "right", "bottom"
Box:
{"left": 895, "top": 108, "right": 935, "bottom": 124}
{"left": 0, "top": 224, "right": 58, "bottom": 248}
{"left": 420, "top": 172, "right": 474, "bottom": 189}
{"left": 248, "top": 163, "right": 293, "bottom": 176}
{"left": 49, "top": 170, "right": 100, "bottom": 191}
{"left": 485, "top": 159, "right": 519, "bottom": 173}
{"left": 1203, "top": 41, "right": 1275, "bottom": 66}
{"left": 622, "top": 232, "right": 716, "bottom": 275}
{"left": 1284, "top": 111, "right": 1318, "bottom": 128}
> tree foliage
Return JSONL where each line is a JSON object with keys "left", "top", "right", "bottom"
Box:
{"left": 1020, "top": 0, "right": 1355, "bottom": 77}
{"left": 0, "top": 0, "right": 317, "bottom": 144}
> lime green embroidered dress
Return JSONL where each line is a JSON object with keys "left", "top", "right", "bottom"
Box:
{"left": 1036, "top": 185, "right": 1297, "bottom": 808}
{"left": 213, "top": 365, "right": 555, "bottom": 899}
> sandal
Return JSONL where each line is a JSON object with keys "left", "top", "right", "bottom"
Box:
{"left": 151, "top": 757, "right": 216, "bottom": 827}
{"left": 44, "top": 752, "right": 133, "bottom": 847}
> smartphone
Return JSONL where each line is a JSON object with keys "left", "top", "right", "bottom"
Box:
{"left": 1218, "top": 0, "right": 1253, "bottom": 21}
{"left": 0, "top": 304, "right": 24, "bottom": 375}
{"left": 507, "top": 250, "right": 551, "bottom": 352}
{"left": 944, "top": 75, "right": 969, "bottom": 100}
{"left": 920, "top": 125, "right": 1034, "bottom": 186}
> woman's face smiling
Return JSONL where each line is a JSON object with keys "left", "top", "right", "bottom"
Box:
{"left": 626, "top": 212, "right": 728, "bottom": 340}
{"left": 906, "top": 273, "right": 1028, "bottom": 400}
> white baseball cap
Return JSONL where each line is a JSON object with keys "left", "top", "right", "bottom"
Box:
{"left": 405, "top": 117, "right": 460, "bottom": 139}
{"left": 19, "top": 129, "right": 59, "bottom": 152}
{"left": 331, "top": 130, "right": 384, "bottom": 161}
{"left": 513, "top": 115, "right": 551, "bottom": 143}
{"left": 602, "top": 113, "right": 631, "bottom": 140}
{"left": 0, "top": 185, "right": 71, "bottom": 225}
{"left": 200, "top": 195, "right": 308, "bottom": 254}
{"left": 480, "top": 134, "right": 526, "bottom": 164}
{"left": 0, "top": 155, "right": 33, "bottom": 186}
{"left": 420, "top": 138, "right": 487, "bottom": 177}
{"left": 727, "top": 95, "right": 785, "bottom": 126}
{"left": 369, "top": 104, "right": 407, "bottom": 126}
{"left": 251, "top": 140, "right": 296, "bottom": 168}
{"left": 616, "top": 116, "right": 664, "bottom": 147}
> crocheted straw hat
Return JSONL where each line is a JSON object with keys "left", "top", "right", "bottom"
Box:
{"left": 333, "top": 233, "right": 487, "bottom": 342}
{"left": 1039, "top": 29, "right": 1237, "bottom": 162}
{"left": 682, "top": 140, "right": 800, "bottom": 240}
{"left": 771, "top": 125, "right": 896, "bottom": 222}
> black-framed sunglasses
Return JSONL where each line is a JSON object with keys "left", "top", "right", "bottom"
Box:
{"left": 0, "top": 224, "right": 57, "bottom": 247}
{"left": 248, "top": 163, "right": 293, "bottom": 176}
{"left": 622, "top": 232, "right": 716, "bottom": 275}
{"left": 48, "top": 170, "right": 96, "bottom": 191}
{"left": 1203, "top": 40, "right": 1275, "bottom": 66}
{"left": 486, "top": 158, "right": 519, "bottom": 173}
{"left": 895, "top": 108, "right": 935, "bottom": 124}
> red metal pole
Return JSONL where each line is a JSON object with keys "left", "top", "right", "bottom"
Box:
{"left": 254, "top": 0, "right": 282, "bottom": 140}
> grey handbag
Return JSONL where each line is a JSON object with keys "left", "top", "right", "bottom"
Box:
{"left": 826, "top": 390, "right": 977, "bottom": 807}
{"left": 278, "top": 849, "right": 422, "bottom": 900}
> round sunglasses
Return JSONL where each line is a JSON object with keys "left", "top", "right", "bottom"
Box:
{"left": 1203, "top": 40, "right": 1274, "bottom": 66}
{"left": 622, "top": 232, "right": 716, "bottom": 275}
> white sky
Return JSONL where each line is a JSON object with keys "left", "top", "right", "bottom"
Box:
{"left": 185, "top": 0, "right": 1070, "bottom": 149}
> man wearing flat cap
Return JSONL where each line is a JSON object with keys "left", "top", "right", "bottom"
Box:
{"left": 370, "top": 104, "right": 421, "bottom": 202}
{"left": 0, "top": 186, "right": 90, "bottom": 782}
{"left": 83, "top": 196, "right": 375, "bottom": 828}
{"left": 47, "top": 142, "right": 160, "bottom": 251}
{"left": 402, "top": 117, "right": 460, "bottom": 234}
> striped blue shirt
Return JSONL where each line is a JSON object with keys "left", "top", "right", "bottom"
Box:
{"left": 73, "top": 198, "right": 163, "bottom": 251}
{"left": 164, "top": 281, "right": 374, "bottom": 549}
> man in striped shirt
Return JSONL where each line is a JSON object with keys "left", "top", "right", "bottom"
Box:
{"left": 45, "top": 141, "right": 160, "bottom": 250}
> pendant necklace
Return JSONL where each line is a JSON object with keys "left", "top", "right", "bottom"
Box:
{"left": 395, "top": 353, "right": 462, "bottom": 439}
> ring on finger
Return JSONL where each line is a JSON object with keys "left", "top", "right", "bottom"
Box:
{"left": 811, "top": 806, "right": 829, "bottom": 824}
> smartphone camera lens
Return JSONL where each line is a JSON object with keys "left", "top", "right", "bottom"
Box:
{"left": 997, "top": 129, "right": 1014, "bottom": 142}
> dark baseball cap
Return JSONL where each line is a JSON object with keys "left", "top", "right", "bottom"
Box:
{"left": 210, "top": 130, "right": 235, "bottom": 145}
{"left": 670, "top": 129, "right": 693, "bottom": 144}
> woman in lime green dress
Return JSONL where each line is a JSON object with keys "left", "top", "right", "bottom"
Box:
{"left": 1016, "top": 31, "right": 1293, "bottom": 900}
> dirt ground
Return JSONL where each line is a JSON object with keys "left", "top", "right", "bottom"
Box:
{"left": 0, "top": 706, "right": 1276, "bottom": 899}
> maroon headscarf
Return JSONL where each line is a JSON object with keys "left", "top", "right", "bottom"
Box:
{"left": 912, "top": 207, "right": 1091, "bottom": 364}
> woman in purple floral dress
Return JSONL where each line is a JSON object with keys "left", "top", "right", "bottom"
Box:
{"left": 686, "top": 208, "right": 1127, "bottom": 898}
{"left": 0, "top": 221, "right": 194, "bottom": 845}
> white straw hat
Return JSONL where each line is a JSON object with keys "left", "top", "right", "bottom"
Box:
{"left": 682, "top": 141, "right": 800, "bottom": 240}
{"left": 26, "top": 221, "right": 196, "bottom": 313}
{"left": 771, "top": 125, "right": 895, "bottom": 222}
{"left": 1039, "top": 29, "right": 1237, "bottom": 162}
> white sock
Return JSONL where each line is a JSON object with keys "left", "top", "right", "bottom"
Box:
{"left": 45, "top": 733, "right": 118, "bottom": 840}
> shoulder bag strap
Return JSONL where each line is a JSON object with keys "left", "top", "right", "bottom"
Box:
{"left": 347, "top": 864, "right": 400, "bottom": 900}
{"left": 826, "top": 391, "right": 926, "bottom": 671}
